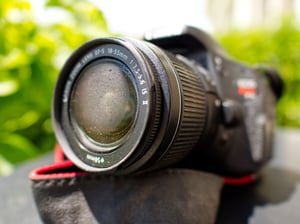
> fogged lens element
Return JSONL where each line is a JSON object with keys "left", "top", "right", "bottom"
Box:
{"left": 70, "top": 60, "right": 137, "bottom": 147}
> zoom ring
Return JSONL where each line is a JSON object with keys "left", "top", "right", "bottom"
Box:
{"left": 160, "top": 54, "right": 207, "bottom": 164}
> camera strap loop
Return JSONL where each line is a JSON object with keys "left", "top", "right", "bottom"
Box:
{"left": 54, "top": 144, "right": 66, "bottom": 164}
{"left": 224, "top": 175, "right": 257, "bottom": 185}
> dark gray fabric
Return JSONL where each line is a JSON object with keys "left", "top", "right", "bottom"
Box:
{"left": 31, "top": 169, "right": 223, "bottom": 224}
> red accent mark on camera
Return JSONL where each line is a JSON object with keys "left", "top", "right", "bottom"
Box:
{"left": 238, "top": 87, "right": 256, "bottom": 96}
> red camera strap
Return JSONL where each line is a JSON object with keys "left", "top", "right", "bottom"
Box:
{"left": 33, "top": 144, "right": 256, "bottom": 185}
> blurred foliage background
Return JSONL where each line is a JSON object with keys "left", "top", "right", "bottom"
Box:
{"left": 0, "top": 0, "right": 111, "bottom": 175}
{"left": 0, "top": 0, "right": 299, "bottom": 175}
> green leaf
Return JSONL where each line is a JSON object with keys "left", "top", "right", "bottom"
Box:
{"left": 0, "top": 133, "right": 39, "bottom": 164}
{"left": 0, "top": 79, "right": 19, "bottom": 97}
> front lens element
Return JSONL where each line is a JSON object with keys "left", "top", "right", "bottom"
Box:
{"left": 53, "top": 39, "right": 207, "bottom": 173}
{"left": 70, "top": 60, "right": 137, "bottom": 146}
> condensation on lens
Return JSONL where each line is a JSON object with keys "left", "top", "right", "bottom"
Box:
{"left": 70, "top": 60, "right": 137, "bottom": 146}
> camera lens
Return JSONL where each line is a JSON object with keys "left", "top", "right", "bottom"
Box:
{"left": 70, "top": 60, "right": 137, "bottom": 149}
{"left": 53, "top": 38, "right": 207, "bottom": 173}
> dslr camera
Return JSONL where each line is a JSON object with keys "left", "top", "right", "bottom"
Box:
{"left": 53, "top": 26, "right": 283, "bottom": 177}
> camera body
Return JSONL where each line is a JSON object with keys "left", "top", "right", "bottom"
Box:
{"left": 53, "top": 26, "right": 282, "bottom": 177}
{"left": 143, "top": 26, "right": 282, "bottom": 176}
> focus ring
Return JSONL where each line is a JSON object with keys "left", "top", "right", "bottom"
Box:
{"left": 133, "top": 54, "right": 162, "bottom": 159}
{"left": 118, "top": 49, "right": 163, "bottom": 172}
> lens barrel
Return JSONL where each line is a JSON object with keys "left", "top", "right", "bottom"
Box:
{"left": 53, "top": 38, "right": 207, "bottom": 173}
